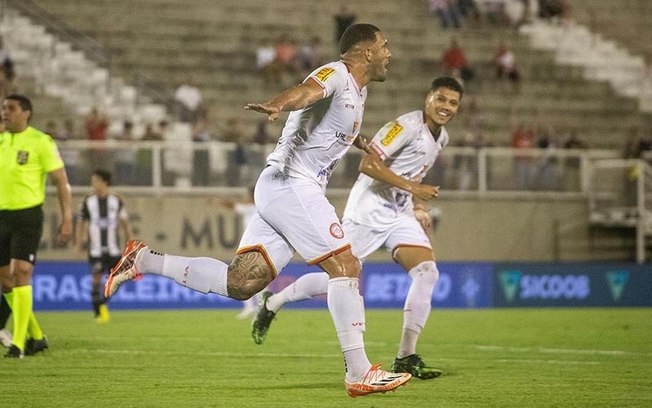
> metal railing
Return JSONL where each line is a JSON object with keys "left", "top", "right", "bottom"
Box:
{"left": 587, "top": 158, "right": 652, "bottom": 264}
{"left": 53, "top": 140, "right": 620, "bottom": 194}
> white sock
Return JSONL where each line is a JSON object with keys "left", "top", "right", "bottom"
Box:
{"left": 151, "top": 255, "right": 229, "bottom": 296}
{"left": 266, "top": 272, "right": 329, "bottom": 313}
{"left": 398, "top": 261, "right": 439, "bottom": 358}
{"left": 137, "top": 248, "right": 164, "bottom": 274}
{"left": 327, "top": 277, "right": 371, "bottom": 382}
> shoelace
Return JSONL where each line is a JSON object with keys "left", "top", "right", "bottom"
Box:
{"left": 363, "top": 364, "right": 401, "bottom": 385}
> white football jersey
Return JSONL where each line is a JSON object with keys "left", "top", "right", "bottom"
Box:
{"left": 343, "top": 110, "right": 449, "bottom": 227}
{"left": 266, "top": 61, "right": 367, "bottom": 189}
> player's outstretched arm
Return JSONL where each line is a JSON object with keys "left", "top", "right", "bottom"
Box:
{"left": 359, "top": 151, "right": 439, "bottom": 201}
{"left": 244, "top": 78, "right": 325, "bottom": 121}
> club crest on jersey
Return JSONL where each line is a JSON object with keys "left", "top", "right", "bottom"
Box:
{"left": 315, "top": 67, "right": 335, "bottom": 82}
{"left": 16, "top": 150, "right": 29, "bottom": 165}
{"left": 380, "top": 123, "right": 404, "bottom": 146}
{"left": 329, "top": 223, "right": 344, "bottom": 239}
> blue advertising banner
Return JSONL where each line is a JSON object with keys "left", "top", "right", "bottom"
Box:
{"left": 32, "top": 261, "right": 494, "bottom": 311}
{"left": 361, "top": 262, "right": 493, "bottom": 309}
{"left": 494, "top": 263, "right": 652, "bottom": 307}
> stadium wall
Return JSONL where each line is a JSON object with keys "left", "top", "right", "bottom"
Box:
{"left": 41, "top": 193, "right": 599, "bottom": 262}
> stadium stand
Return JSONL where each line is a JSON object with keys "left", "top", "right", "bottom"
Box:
{"left": 3, "top": 0, "right": 649, "bottom": 149}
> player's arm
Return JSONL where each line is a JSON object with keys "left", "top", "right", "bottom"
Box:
{"left": 353, "top": 134, "right": 371, "bottom": 153}
{"left": 358, "top": 150, "right": 439, "bottom": 201}
{"left": 244, "top": 78, "right": 325, "bottom": 121}
{"left": 118, "top": 205, "right": 134, "bottom": 242}
{"left": 49, "top": 167, "right": 73, "bottom": 244}
{"left": 412, "top": 199, "right": 432, "bottom": 232}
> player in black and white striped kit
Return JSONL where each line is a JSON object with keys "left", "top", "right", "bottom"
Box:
{"left": 75, "top": 169, "right": 133, "bottom": 322}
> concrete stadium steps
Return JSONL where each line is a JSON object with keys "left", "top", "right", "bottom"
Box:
{"left": 23, "top": 0, "right": 649, "bottom": 148}
{"left": 570, "top": 0, "right": 652, "bottom": 60}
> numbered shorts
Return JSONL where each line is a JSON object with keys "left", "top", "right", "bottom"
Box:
{"left": 237, "top": 166, "right": 351, "bottom": 274}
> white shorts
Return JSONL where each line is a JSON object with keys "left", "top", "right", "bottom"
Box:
{"left": 237, "top": 166, "right": 351, "bottom": 274}
{"left": 343, "top": 215, "right": 432, "bottom": 261}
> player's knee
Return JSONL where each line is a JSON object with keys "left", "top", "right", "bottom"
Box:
{"left": 413, "top": 261, "right": 439, "bottom": 282}
{"left": 322, "top": 251, "right": 361, "bottom": 279}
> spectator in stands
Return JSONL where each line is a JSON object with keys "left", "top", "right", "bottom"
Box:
{"left": 221, "top": 116, "right": 248, "bottom": 186}
{"left": 481, "top": 0, "right": 511, "bottom": 27}
{"left": 85, "top": 107, "right": 108, "bottom": 141}
{"left": 174, "top": 77, "right": 203, "bottom": 124}
{"left": 535, "top": 125, "right": 560, "bottom": 190}
{"left": 85, "top": 107, "right": 110, "bottom": 167}
{"left": 441, "top": 37, "right": 474, "bottom": 85}
{"left": 562, "top": 127, "right": 587, "bottom": 150}
{"left": 273, "top": 34, "right": 299, "bottom": 86}
{"left": 561, "top": 127, "right": 587, "bottom": 191}
{"left": 537, "top": 0, "right": 570, "bottom": 23}
{"left": 297, "top": 36, "right": 325, "bottom": 77}
{"left": 114, "top": 120, "right": 136, "bottom": 185}
{"left": 136, "top": 123, "right": 163, "bottom": 186}
{"left": 333, "top": 4, "right": 357, "bottom": 45}
{"left": 458, "top": 0, "right": 480, "bottom": 24}
{"left": 256, "top": 38, "right": 279, "bottom": 88}
{"left": 511, "top": 121, "right": 535, "bottom": 189}
{"left": 0, "top": 36, "right": 15, "bottom": 98}
{"left": 427, "top": 0, "right": 462, "bottom": 30}
{"left": 141, "top": 123, "right": 163, "bottom": 141}
{"left": 494, "top": 41, "right": 521, "bottom": 93}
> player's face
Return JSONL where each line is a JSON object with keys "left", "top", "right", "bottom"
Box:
{"left": 90, "top": 174, "right": 107, "bottom": 194}
{"left": 1, "top": 99, "right": 30, "bottom": 133}
{"left": 424, "top": 87, "right": 461, "bottom": 127}
{"left": 368, "top": 32, "right": 391, "bottom": 82}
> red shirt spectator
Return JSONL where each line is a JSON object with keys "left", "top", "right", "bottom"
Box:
{"left": 85, "top": 107, "right": 108, "bottom": 141}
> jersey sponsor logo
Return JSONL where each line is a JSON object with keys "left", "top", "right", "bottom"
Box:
{"left": 314, "top": 67, "right": 335, "bottom": 82}
{"left": 380, "top": 123, "right": 403, "bottom": 146}
{"left": 335, "top": 131, "right": 355, "bottom": 144}
{"left": 17, "top": 150, "right": 29, "bottom": 165}
{"left": 329, "top": 223, "right": 344, "bottom": 239}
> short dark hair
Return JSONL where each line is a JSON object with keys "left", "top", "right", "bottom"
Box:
{"left": 4, "top": 94, "right": 33, "bottom": 119}
{"left": 430, "top": 77, "right": 465, "bottom": 98}
{"left": 92, "top": 169, "right": 112, "bottom": 185}
{"left": 339, "top": 23, "right": 381, "bottom": 54}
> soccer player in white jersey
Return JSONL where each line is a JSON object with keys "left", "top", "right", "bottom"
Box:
{"left": 104, "top": 24, "right": 420, "bottom": 397}
{"left": 251, "top": 77, "right": 464, "bottom": 380}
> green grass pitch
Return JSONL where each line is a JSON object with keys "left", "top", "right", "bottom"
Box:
{"left": 3, "top": 308, "right": 651, "bottom": 408}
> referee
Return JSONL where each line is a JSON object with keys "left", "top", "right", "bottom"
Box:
{"left": 0, "top": 94, "right": 73, "bottom": 358}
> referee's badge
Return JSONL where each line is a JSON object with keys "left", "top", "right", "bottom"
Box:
{"left": 16, "top": 150, "right": 29, "bottom": 165}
